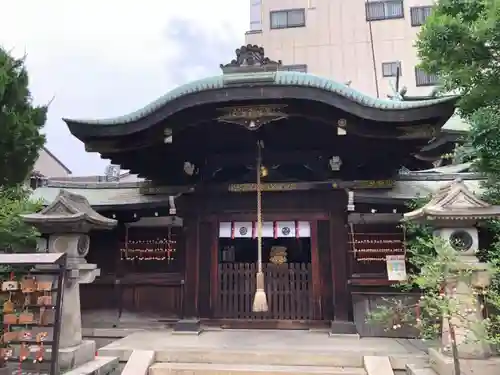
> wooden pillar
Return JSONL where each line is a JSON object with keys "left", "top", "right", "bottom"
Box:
{"left": 182, "top": 215, "right": 199, "bottom": 318}
{"left": 330, "top": 211, "right": 350, "bottom": 321}
{"left": 317, "top": 219, "right": 333, "bottom": 320}
{"left": 329, "top": 190, "right": 357, "bottom": 334}
{"left": 330, "top": 212, "right": 350, "bottom": 321}
{"left": 197, "top": 220, "right": 215, "bottom": 318}
{"left": 310, "top": 221, "right": 322, "bottom": 319}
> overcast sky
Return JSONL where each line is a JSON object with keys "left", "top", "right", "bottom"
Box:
{"left": 0, "top": 1, "right": 248, "bottom": 175}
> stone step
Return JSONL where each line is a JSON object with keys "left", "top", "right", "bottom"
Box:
{"left": 97, "top": 331, "right": 429, "bottom": 371}
{"left": 99, "top": 346, "right": 427, "bottom": 369}
{"left": 364, "top": 356, "right": 394, "bottom": 375}
{"left": 153, "top": 348, "right": 364, "bottom": 368}
{"left": 149, "top": 363, "right": 367, "bottom": 375}
{"left": 63, "top": 356, "right": 119, "bottom": 375}
{"left": 405, "top": 364, "right": 436, "bottom": 375}
{"left": 149, "top": 349, "right": 427, "bottom": 370}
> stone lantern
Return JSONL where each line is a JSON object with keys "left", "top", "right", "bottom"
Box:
{"left": 22, "top": 189, "right": 117, "bottom": 370}
{"left": 404, "top": 178, "right": 500, "bottom": 367}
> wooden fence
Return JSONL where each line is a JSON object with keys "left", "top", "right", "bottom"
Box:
{"left": 217, "top": 263, "right": 313, "bottom": 320}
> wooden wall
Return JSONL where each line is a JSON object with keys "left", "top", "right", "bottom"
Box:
{"left": 81, "top": 223, "right": 186, "bottom": 318}
{"left": 82, "top": 189, "right": 355, "bottom": 322}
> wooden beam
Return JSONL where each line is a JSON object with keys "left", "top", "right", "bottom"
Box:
{"left": 139, "top": 179, "right": 395, "bottom": 195}
{"left": 347, "top": 213, "right": 403, "bottom": 224}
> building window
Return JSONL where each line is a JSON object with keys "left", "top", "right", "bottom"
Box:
{"left": 270, "top": 9, "right": 306, "bottom": 29}
{"left": 366, "top": 0, "right": 404, "bottom": 21}
{"left": 415, "top": 67, "right": 438, "bottom": 86}
{"left": 280, "top": 64, "right": 308, "bottom": 73}
{"left": 382, "top": 61, "right": 401, "bottom": 77}
{"left": 250, "top": 0, "right": 262, "bottom": 31}
{"left": 410, "top": 6, "right": 432, "bottom": 26}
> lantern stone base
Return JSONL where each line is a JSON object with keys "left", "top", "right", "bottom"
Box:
{"left": 173, "top": 319, "right": 203, "bottom": 335}
{"left": 441, "top": 276, "right": 491, "bottom": 359}
{"left": 50, "top": 340, "right": 97, "bottom": 371}
{"left": 429, "top": 348, "right": 500, "bottom": 375}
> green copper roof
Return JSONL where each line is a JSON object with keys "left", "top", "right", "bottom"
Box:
{"left": 32, "top": 177, "right": 482, "bottom": 207}
{"left": 64, "top": 71, "right": 458, "bottom": 126}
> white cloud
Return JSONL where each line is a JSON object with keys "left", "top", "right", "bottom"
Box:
{"left": 0, "top": 0, "right": 248, "bottom": 175}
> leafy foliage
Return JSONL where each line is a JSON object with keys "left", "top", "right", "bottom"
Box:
{"left": 468, "top": 107, "right": 500, "bottom": 204}
{"left": 404, "top": 198, "right": 434, "bottom": 270}
{"left": 368, "top": 237, "right": 500, "bottom": 375}
{"left": 416, "top": 0, "right": 500, "bottom": 116}
{"left": 0, "top": 186, "right": 42, "bottom": 252}
{"left": 0, "top": 186, "right": 42, "bottom": 364}
{"left": 369, "top": 200, "right": 500, "bottom": 373}
{"left": 0, "top": 47, "right": 45, "bottom": 367}
{"left": 416, "top": 0, "right": 500, "bottom": 346}
{"left": 0, "top": 46, "right": 46, "bottom": 187}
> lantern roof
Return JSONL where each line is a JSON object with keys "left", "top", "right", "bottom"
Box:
{"left": 22, "top": 189, "right": 117, "bottom": 233}
{"left": 404, "top": 178, "right": 500, "bottom": 223}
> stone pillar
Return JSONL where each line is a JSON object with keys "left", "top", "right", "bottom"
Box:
{"left": 60, "top": 277, "right": 82, "bottom": 347}
{"left": 440, "top": 264, "right": 491, "bottom": 359}
{"left": 48, "top": 233, "right": 99, "bottom": 348}
{"left": 432, "top": 228, "right": 492, "bottom": 359}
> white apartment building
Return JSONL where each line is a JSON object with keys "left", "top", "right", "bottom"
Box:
{"left": 245, "top": 0, "right": 436, "bottom": 98}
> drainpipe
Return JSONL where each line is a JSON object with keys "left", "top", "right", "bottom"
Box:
{"left": 366, "top": 0, "right": 380, "bottom": 98}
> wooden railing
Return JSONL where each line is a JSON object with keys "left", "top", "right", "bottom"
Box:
{"left": 217, "top": 263, "right": 313, "bottom": 320}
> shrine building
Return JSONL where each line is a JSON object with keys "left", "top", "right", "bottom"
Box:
{"left": 33, "top": 45, "right": 476, "bottom": 334}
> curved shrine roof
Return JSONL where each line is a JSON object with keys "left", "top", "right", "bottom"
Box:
{"left": 66, "top": 72, "right": 457, "bottom": 127}
{"left": 64, "top": 71, "right": 458, "bottom": 138}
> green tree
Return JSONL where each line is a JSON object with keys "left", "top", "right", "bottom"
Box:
{"left": 0, "top": 47, "right": 46, "bottom": 368}
{"left": 417, "top": 0, "right": 500, "bottom": 289}
{"left": 0, "top": 186, "right": 42, "bottom": 367}
{"left": 468, "top": 107, "right": 500, "bottom": 205}
{"left": 0, "top": 46, "right": 46, "bottom": 187}
{"left": 416, "top": 0, "right": 500, "bottom": 117}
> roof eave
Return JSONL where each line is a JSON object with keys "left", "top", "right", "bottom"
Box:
{"left": 404, "top": 208, "right": 500, "bottom": 222}
{"left": 63, "top": 73, "right": 459, "bottom": 140}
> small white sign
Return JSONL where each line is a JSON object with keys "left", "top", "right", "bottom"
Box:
{"left": 386, "top": 255, "right": 407, "bottom": 281}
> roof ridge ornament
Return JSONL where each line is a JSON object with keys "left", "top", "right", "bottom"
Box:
{"left": 220, "top": 44, "right": 282, "bottom": 74}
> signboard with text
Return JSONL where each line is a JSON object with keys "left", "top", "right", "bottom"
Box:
{"left": 386, "top": 255, "right": 407, "bottom": 281}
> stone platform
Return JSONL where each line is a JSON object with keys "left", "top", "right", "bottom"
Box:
{"left": 98, "top": 329, "right": 431, "bottom": 375}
